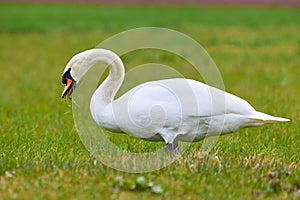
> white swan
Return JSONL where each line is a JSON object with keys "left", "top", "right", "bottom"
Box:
{"left": 61, "top": 49, "right": 290, "bottom": 150}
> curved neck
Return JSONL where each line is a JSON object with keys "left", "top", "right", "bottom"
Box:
{"left": 69, "top": 49, "right": 125, "bottom": 104}
{"left": 90, "top": 50, "right": 125, "bottom": 104}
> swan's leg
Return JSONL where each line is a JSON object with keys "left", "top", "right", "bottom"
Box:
{"left": 164, "top": 143, "right": 173, "bottom": 151}
{"left": 164, "top": 142, "right": 179, "bottom": 153}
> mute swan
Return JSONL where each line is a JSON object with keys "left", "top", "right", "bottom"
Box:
{"left": 61, "top": 49, "right": 290, "bottom": 150}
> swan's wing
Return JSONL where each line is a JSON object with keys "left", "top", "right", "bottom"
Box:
{"left": 115, "top": 78, "right": 257, "bottom": 120}
{"left": 152, "top": 79, "right": 257, "bottom": 117}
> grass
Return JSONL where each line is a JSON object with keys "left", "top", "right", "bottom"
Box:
{"left": 0, "top": 4, "right": 299, "bottom": 200}
{"left": 0, "top": 4, "right": 299, "bottom": 31}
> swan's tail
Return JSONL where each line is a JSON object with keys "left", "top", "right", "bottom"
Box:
{"left": 250, "top": 111, "right": 290, "bottom": 124}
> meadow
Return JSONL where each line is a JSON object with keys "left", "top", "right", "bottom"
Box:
{"left": 0, "top": 4, "right": 299, "bottom": 199}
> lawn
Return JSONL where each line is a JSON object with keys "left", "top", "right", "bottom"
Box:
{"left": 0, "top": 4, "right": 299, "bottom": 200}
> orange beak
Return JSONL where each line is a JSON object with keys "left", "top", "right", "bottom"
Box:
{"left": 61, "top": 78, "right": 75, "bottom": 99}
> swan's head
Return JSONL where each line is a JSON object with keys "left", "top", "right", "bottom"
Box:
{"left": 61, "top": 68, "right": 77, "bottom": 99}
{"left": 61, "top": 48, "right": 121, "bottom": 99}
{"left": 61, "top": 51, "right": 89, "bottom": 99}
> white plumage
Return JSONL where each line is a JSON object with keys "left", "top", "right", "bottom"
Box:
{"left": 61, "top": 49, "right": 289, "bottom": 149}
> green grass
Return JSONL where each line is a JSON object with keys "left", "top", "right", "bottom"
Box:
{"left": 0, "top": 4, "right": 299, "bottom": 31}
{"left": 0, "top": 4, "right": 299, "bottom": 200}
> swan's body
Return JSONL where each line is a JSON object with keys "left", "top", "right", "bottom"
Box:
{"left": 61, "top": 49, "right": 289, "bottom": 148}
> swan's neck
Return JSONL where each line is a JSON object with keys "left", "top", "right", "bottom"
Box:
{"left": 90, "top": 51, "right": 125, "bottom": 104}
{"left": 77, "top": 49, "right": 124, "bottom": 131}
{"left": 70, "top": 49, "right": 124, "bottom": 104}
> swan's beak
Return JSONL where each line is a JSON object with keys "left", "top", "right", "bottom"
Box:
{"left": 61, "top": 78, "right": 76, "bottom": 99}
